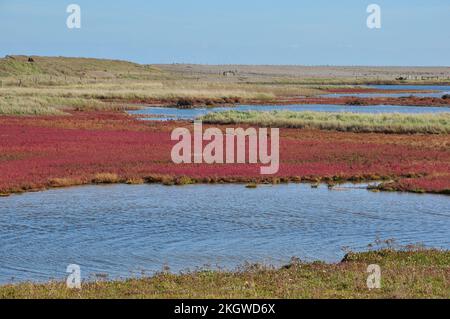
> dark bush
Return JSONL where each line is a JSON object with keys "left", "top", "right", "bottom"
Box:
{"left": 176, "top": 99, "right": 194, "bottom": 108}
{"left": 345, "top": 99, "right": 365, "bottom": 106}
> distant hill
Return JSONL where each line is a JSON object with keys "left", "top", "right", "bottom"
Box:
{"left": 0, "top": 55, "right": 162, "bottom": 79}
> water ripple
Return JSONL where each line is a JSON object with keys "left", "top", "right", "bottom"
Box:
{"left": 0, "top": 184, "right": 449, "bottom": 284}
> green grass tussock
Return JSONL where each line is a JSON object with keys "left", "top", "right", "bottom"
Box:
{"left": 0, "top": 95, "right": 66, "bottom": 115}
{"left": 201, "top": 110, "right": 450, "bottom": 134}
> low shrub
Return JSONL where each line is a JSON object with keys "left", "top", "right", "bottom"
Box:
{"left": 93, "top": 173, "right": 120, "bottom": 184}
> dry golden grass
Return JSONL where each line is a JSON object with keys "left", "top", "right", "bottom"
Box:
{"left": 48, "top": 177, "right": 84, "bottom": 188}
{"left": 201, "top": 110, "right": 450, "bottom": 134}
{"left": 0, "top": 55, "right": 329, "bottom": 115}
{"left": 125, "top": 177, "right": 145, "bottom": 185}
{"left": 93, "top": 173, "right": 121, "bottom": 184}
{"left": 1, "top": 55, "right": 449, "bottom": 115}
{"left": 0, "top": 80, "right": 324, "bottom": 115}
{"left": 0, "top": 94, "right": 115, "bottom": 115}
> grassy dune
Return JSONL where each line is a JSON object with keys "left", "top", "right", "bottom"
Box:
{"left": 3, "top": 55, "right": 449, "bottom": 116}
{"left": 0, "top": 55, "right": 162, "bottom": 79}
{"left": 0, "top": 83, "right": 282, "bottom": 115}
{"left": 1, "top": 249, "right": 448, "bottom": 299}
{"left": 0, "top": 55, "right": 324, "bottom": 115}
{"left": 201, "top": 110, "right": 450, "bottom": 134}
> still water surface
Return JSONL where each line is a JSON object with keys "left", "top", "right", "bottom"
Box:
{"left": 130, "top": 85, "right": 450, "bottom": 120}
{"left": 130, "top": 104, "right": 450, "bottom": 121}
{"left": 322, "top": 85, "right": 450, "bottom": 98}
{"left": 0, "top": 184, "right": 448, "bottom": 284}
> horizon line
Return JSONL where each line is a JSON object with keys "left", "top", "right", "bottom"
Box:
{"left": 2, "top": 54, "right": 450, "bottom": 68}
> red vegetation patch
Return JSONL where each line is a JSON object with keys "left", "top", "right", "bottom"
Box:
{"left": 324, "top": 88, "right": 432, "bottom": 94}
{"left": 0, "top": 112, "right": 449, "bottom": 195}
{"left": 111, "top": 95, "right": 450, "bottom": 108}
{"left": 239, "top": 96, "right": 450, "bottom": 107}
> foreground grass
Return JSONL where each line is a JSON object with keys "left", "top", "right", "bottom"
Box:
{"left": 201, "top": 110, "right": 450, "bottom": 134}
{"left": 1, "top": 249, "right": 448, "bottom": 299}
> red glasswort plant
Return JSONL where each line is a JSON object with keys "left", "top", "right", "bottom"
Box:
{"left": 0, "top": 112, "right": 448, "bottom": 195}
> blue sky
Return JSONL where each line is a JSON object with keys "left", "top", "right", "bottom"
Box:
{"left": 1, "top": 0, "right": 449, "bottom": 65}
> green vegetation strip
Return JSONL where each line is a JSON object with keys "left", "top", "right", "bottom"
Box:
{"left": 0, "top": 249, "right": 448, "bottom": 299}
{"left": 201, "top": 110, "right": 450, "bottom": 134}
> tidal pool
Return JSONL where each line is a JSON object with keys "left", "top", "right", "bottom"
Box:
{"left": 0, "top": 184, "right": 448, "bottom": 284}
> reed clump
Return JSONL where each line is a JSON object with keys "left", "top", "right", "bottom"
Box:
{"left": 92, "top": 173, "right": 120, "bottom": 184}
{"left": 201, "top": 110, "right": 450, "bottom": 134}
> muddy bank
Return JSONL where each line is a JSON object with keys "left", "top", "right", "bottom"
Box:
{"left": 323, "top": 88, "right": 435, "bottom": 94}
{"left": 110, "top": 95, "right": 450, "bottom": 109}
{"left": 2, "top": 176, "right": 448, "bottom": 197}
{"left": 0, "top": 174, "right": 390, "bottom": 197}
{"left": 248, "top": 96, "right": 450, "bottom": 107}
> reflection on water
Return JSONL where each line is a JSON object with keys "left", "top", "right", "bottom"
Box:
{"left": 0, "top": 184, "right": 449, "bottom": 284}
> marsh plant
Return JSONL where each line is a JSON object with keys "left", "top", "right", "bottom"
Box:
{"left": 171, "top": 121, "right": 280, "bottom": 175}
{"left": 201, "top": 110, "right": 450, "bottom": 134}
